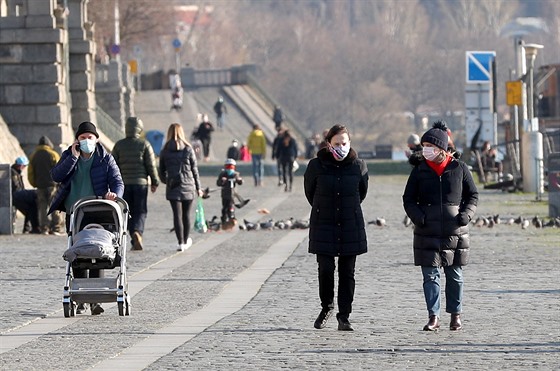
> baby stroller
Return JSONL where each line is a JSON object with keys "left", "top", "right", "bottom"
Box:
{"left": 62, "top": 197, "right": 131, "bottom": 317}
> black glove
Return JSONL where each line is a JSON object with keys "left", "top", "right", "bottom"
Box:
{"left": 457, "top": 213, "right": 470, "bottom": 226}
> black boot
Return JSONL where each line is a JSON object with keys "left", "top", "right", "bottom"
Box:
{"left": 336, "top": 313, "right": 354, "bottom": 331}
{"left": 314, "top": 308, "right": 334, "bottom": 329}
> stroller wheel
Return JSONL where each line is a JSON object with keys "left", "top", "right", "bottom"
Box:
{"left": 118, "top": 295, "right": 131, "bottom": 316}
{"left": 63, "top": 302, "right": 75, "bottom": 318}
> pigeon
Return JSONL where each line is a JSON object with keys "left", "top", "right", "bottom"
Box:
{"left": 487, "top": 218, "right": 495, "bottom": 228}
{"left": 473, "top": 217, "right": 484, "bottom": 227}
{"left": 274, "top": 220, "right": 286, "bottom": 230}
{"left": 292, "top": 219, "right": 310, "bottom": 229}
{"left": 201, "top": 187, "right": 211, "bottom": 199}
{"left": 234, "top": 199, "right": 250, "bottom": 209}
{"left": 532, "top": 216, "right": 542, "bottom": 228}
{"left": 259, "top": 219, "right": 274, "bottom": 230}
{"left": 514, "top": 216, "right": 523, "bottom": 224}
{"left": 403, "top": 215, "right": 412, "bottom": 227}
{"left": 505, "top": 218, "right": 515, "bottom": 225}
{"left": 521, "top": 219, "right": 530, "bottom": 229}
{"left": 243, "top": 219, "right": 259, "bottom": 231}
{"left": 283, "top": 218, "right": 294, "bottom": 229}
{"left": 206, "top": 216, "right": 221, "bottom": 231}
{"left": 368, "top": 217, "right": 386, "bottom": 227}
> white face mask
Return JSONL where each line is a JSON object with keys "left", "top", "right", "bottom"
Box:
{"left": 422, "top": 146, "right": 441, "bottom": 161}
{"left": 79, "top": 138, "right": 96, "bottom": 154}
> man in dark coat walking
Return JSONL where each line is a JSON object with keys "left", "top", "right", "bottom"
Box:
{"left": 113, "top": 117, "right": 160, "bottom": 250}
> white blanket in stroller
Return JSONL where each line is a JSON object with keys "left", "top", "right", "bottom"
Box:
{"left": 63, "top": 224, "right": 117, "bottom": 262}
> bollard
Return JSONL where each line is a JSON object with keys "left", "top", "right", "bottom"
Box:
{"left": 521, "top": 131, "right": 544, "bottom": 194}
{"left": 548, "top": 153, "right": 560, "bottom": 218}
{"left": 0, "top": 164, "right": 14, "bottom": 234}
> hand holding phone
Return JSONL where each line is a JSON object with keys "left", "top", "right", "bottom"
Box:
{"left": 71, "top": 141, "right": 80, "bottom": 157}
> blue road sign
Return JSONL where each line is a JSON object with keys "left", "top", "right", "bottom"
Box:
{"left": 466, "top": 51, "right": 495, "bottom": 84}
{"left": 172, "top": 38, "right": 181, "bottom": 49}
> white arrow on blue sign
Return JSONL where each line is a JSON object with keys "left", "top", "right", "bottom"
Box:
{"left": 466, "top": 51, "right": 496, "bottom": 84}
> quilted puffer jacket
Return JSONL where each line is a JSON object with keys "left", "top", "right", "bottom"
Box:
{"left": 304, "top": 148, "right": 368, "bottom": 257}
{"left": 158, "top": 140, "right": 201, "bottom": 201}
{"left": 402, "top": 156, "right": 478, "bottom": 267}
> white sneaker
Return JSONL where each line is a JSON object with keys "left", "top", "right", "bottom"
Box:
{"left": 177, "top": 244, "right": 184, "bottom": 252}
{"left": 185, "top": 237, "right": 193, "bottom": 249}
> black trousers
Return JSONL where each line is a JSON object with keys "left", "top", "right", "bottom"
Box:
{"left": 170, "top": 199, "right": 193, "bottom": 245}
{"left": 316, "top": 254, "right": 356, "bottom": 318}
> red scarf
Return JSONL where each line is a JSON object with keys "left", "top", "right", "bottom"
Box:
{"left": 426, "top": 156, "right": 452, "bottom": 176}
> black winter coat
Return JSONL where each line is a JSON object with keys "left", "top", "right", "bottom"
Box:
{"left": 402, "top": 156, "right": 478, "bottom": 267}
{"left": 159, "top": 140, "right": 201, "bottom": 201}
{"left": 304, "top": 148, "right": 368, "bottom": 256}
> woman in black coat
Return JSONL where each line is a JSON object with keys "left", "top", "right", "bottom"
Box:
{"left": 403, "top": 121, "right": 478, "bottom": 332}
{"left": 159, "top": 123, "right": 203, "bottom": 252}
{"left": 304, "top": 124, "right": 368, "bottom": 331}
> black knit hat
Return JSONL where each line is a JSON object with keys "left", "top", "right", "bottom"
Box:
{"left": 75, "top": 121, "right": 99, "bottom": 139}
{"left": 421, "top": 121, "right": 448, "bottom": 150}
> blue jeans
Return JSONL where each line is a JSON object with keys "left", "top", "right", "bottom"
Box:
{"left": 251, "top": 154, "right": 264, "bottom": 186}
{"left": 421, "top": 265, "right": 463, "bottom": 317}
{"left": 123, "top": 184, "right": 148, "bottom": 236}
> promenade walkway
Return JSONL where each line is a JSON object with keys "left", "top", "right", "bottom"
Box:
{"left": 1, "top": 174, "right": 558, "bottom": 370}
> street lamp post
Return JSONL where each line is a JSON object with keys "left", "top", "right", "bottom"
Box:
{"left": 524, "top": 43, "right": 543, "bottom": 125}
{"left": 521, "top": 43, "right": 544, "bottom": 197}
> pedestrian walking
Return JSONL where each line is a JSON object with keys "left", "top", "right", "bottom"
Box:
{"left": 226, "top": 139, "right": 241, "bottom": 161}
{"left": 405, "top": 133, "right": 422, "bottom": 159}
{"left": 239, "top": 142, "right": 251, "bottom": 162}
{"left": 159, "top": 123, "right": 204, "bottom": 252}
{"left": 213, "top": 96, "right": 228, "bottom": 130}
{"left": 402, "top": 120, "right": 478, "bottom": 332}
{"left": 304, "top": 124, "right": 369, "bottom": 331}
{"left": 49, "top": 121, "right": 124, "bottom": 315}
{"left": 196, "top": 114, "right": 215, "bottom": 162}
{"left": 11, "top": 156, "right": 40, "bottom": 234}
{"left": 272, "top": 105, "right": 284, "bottom": 129}
{"left": 28, "top": 136, "right": 64, "bottom": 235}
{"left": 112, "top": 117, "right": 160, "bottom": 251}
{"left": 276, "top": 129, "right": 298, "bottom": 192}
{"left": 247, "top": 124, "right": 267, "bottom": 186}
{"left": 272, "top": 127, "right": 285, "bottom": 186}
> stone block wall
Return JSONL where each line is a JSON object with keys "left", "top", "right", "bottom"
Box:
{"left": 0, "top": 0, "right": 73, "bottom": 154}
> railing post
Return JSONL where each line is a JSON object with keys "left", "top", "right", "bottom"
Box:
{"left": 0, "top": 164, "right": 13, "bottom": 235}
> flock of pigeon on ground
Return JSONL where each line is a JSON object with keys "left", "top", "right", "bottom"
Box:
{"left": 401, "top": 214, "right": 560, "bottom": 229}
{"left": 205, "top": 215, "right": 310, "bottom": 232}
{"left": 203, "top": 213, "right": 559, "bottom": 233}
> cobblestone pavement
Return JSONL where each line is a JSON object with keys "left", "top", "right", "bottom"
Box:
{"left": 1, "top": 174, "right": 558, "bottom": 370}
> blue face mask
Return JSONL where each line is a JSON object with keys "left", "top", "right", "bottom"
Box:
{"left": 226, "top": 169, "right": 235, "bottom": 176}
{"left": 79, "top": 139, "right": 96, "bottom": 154}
